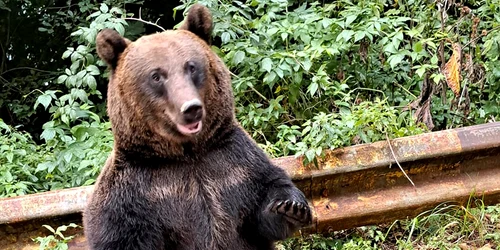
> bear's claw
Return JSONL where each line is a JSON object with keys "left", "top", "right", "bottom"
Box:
{"left": 270, "top": 199, "right": 312, "bottom": 225}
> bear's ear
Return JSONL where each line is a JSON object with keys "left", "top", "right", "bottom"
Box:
{"left": 179, "top": 3, "right": 213, "bottom": 45}
{"left": 96, "top": 29, "right": 131, "bottom": 69}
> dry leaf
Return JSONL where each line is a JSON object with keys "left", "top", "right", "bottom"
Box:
{"left": 359, "top": 40, "right": 369, "bottom": 63}
{"left": 404, "top": 73, "right": 435, "bottom": 130}
{"left": 464, "top": 53, "right": 474, "bottom": 79}
{"left": 443, "top": 43, "right": 462, "bottom": 96}
{"left": 477, "top": 243, "right": 493, "bottom": 250}
{"left": 458, "top": 243, "right": 469, "bottom": 250}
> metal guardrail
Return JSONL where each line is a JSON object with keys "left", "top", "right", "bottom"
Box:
{"left": 1, "top": 122, "right": 500, "bottom": 249}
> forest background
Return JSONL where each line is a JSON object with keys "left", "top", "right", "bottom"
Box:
{"left": 1, "top": 0, "right": 499, "bottom": 248}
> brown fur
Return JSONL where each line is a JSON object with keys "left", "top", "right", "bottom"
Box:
{"left": 101, "top": 29, "right": 234, "bottom": 159}
{"left": 83, "top": 4, "right": 312, "bottom": 250}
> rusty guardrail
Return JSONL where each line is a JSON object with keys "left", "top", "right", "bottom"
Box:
{"left": 1, "top": 122, "right": 500, "bottom": 249}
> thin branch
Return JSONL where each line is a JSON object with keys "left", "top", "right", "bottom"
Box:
{"left": 385, "top": 132, "right": 415, "bottom": 187}
{"left": 463, "top": 25, "right": 500, "bottom": 48}
{"left": 124, "top": 7, "right": 165, "bottom": 31}
{"left": 437, "top": 0, "right": 449, "bottom": 105}
{"left": 124, "top": 17, "right": 166, "bottom": 31}
{"left": 448, "top": 81, "right": 468, "bottom": 129}
{"left": 352, "top": 87, "right": 387, "bottom": 98}
{"left": 44, "top": 4, "right": 80, "bottom": 10}
{"left": 229, "top": 71, "right": 269, "bottom": 103}
{"left": 394, "top": 83, "right": 418, "bottom": 99}
{"left": 1, "top": 67, "right": 61, "bottom": 75}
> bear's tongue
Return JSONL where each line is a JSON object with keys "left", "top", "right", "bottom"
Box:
{"left": 176, "top": 121, "right": 202, "bottom": 135}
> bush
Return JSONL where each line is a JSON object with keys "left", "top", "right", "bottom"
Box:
{"left": 2, "top": 0, "right": 500, "bottom": 196}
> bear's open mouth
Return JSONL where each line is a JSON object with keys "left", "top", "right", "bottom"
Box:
{"left": 176, "top": 121, "right": 202, "bottom": 135}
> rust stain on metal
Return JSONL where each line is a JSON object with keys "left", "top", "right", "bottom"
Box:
{"left": 0, "top": 186, "right": 93, "bottom": 224}
{"left": 357, "top": 195, "right": 381, "bottom": 202}
{"left": 1, "top": 122, "right": 500, "bottom": 249}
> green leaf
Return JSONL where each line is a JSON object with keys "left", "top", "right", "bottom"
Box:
{"left": 64, "top": 152, "right": 73, "bottom": 163}
{"left": 36, "top": 94, "right": 52, "bottom": 110}
{"left": 280, "top": 32, "right": 288, "bottom": 41}
{"left": 321, "top": 19, "right": 332, "bottom": 29}
{"left": 6, "top": 153, "right": 13, "bottom": 163}
{"left": 57, "top": 75, "right": 68, "bottom": 84}
{"left": 70, "top": 61, "right": 80, "bottom": 75}
{"left": 0, "top": 121, "right": 10, "bottom": 132}
{"left": 299, "top": 33, "right": 311, "bottom": 44}
{"left": 36, "top": 162, "right": 53, "bottom": 172}
{"left": 41, "top": 129, "right": 56, "bottom": 141}
{"left": 308, "top": 82, "right": 319, "bottom": 96}
{"left": 249, "top": 34, "right": 259, "bottom": 43}
{"left": 233, "top": 51, "right": 245, "bottom": 65}
{"left": 432, "top": 73, "right": 444, "bottom": 84}
{"left": 315, "top": 147, "right": 322, "bottom": 156}
{"left": 261, "top": 58, "right": 272, "bottom": 73}
{"left": 431, "top": 55, "right": 438, "bottom": 65}
{"left": 388, "top": 54, "right": 405, "bottom": 69}
{"left": 62, "top": 50, "right": 72, "bottom": 59}
{"left": 414, "top": 41, "right": 423, "bottom": 53}
{"left": 337, "top": 30, "right": 355, "bottom": 42}
{"left": 266, "top": 27, "right": 279, "bottom": 36}
{"left": 74, "top": 89, "right": 88, "bottom": 101}
{"left": 263, "top": 71, "right": 277, "bottom": 84}
{"left": 346, "top": 120, "right": 355, "bottom": 129}
{"left": 86, "top": 65, "right": 100, "bottom": 75}
{"left": 345, "top": 15, "right": 357, "bottom": 28}
{"left": 221, "top": 32, "right": 230, "bottom": 44}
{"left": 4, "top": 171, "right": 13, "bottom": 182}
{"left": 246, "top": 47, "right": 258, "bottom": 55}
{"left": 62, "top": 114, "right": 70, "bottom": 125}
{"left": 115, "top": 23, "right": 125, "bottom": 36}
{"left": 275, "top": 68, "right": 284, "bottom": 78}
{"left": 85, "top": 76, "right": 97, "bottom": 90}
{"left": 305, "top": 149, "right": 316, "bottom": 163}
{"left": 354, "top": 31, "right": 365, "bottom": 42}
{"left": 302, "top": 59, "right": 312, "bottom": 71}
{"left": 42, "top": 225, "right": 56, "bottom": 234}
{"left": 100, "top": 4, "right": 109, "bottom": 13}
{"left": 415, "top": 66, "right": 426, "bottom": 78}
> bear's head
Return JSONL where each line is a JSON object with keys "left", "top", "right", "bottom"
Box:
{"left": 96, "top": 4, "right": 235, "bottom": 159}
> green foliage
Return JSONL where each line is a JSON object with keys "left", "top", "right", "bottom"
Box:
{"left": 176, "top": 0, "right": 433, "bottom": 163}
{"left": 173, "top": 0, "right": 500, "bottom": 163}
{"left": 271, "top": 98, "right": 426, "bottom": 161}
{"left": 0, "top": 118, "right": 112, "bottom": 197}
{"left": 0, "top": 119, "right": 48, "bottom": 197}
{"left": 1, "top": 1, "right": 500, "bottom": 249}
{"left": 35, "top": 120, "right": 113, "bottom": 189}
{"left": 0, "top": 2, "right": 138, "bottom": 197}
{"left": 24, "top": 2, "right": 139, "bottom": 194}
{"left": 33, "top": 223, "right": 80, "bottom": 250}
{"left": 2, "top": 0, "right": 500, "bottom": 196}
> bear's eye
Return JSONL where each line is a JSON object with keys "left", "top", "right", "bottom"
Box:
{"left": 151, "top": 73, "right": 161, "bottom": 82}
{"left": 187, "top": 62, "right": 196, "bottom": 74}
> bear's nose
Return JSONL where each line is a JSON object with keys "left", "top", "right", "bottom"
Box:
{"left": 180, "top": 99, "right": 203, "bottom": 124}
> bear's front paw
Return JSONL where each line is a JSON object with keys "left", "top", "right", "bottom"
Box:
{"left": 269, "top": 199, "right": 312, "bottom": 226}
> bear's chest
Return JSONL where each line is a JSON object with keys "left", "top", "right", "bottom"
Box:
{"left": 146, "top": 164, "right": 255, "bottom": 247}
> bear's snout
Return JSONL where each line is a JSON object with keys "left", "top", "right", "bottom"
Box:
{"left": 180, "top": 98, "right": 203, "bottom": 124}
{"left": 176, "top": 98, "right": 204, "bottom": 136}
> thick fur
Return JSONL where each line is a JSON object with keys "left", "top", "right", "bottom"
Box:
{"left": 83, "top": 4, "right": 312, "bottom": 250}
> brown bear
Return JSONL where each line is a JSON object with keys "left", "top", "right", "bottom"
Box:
{"left": 83, "top": 3, "right": 312, "bottom": 250}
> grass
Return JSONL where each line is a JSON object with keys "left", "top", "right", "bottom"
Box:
{"left": 279, "top": 200, "right": 500, "bottom": 250}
